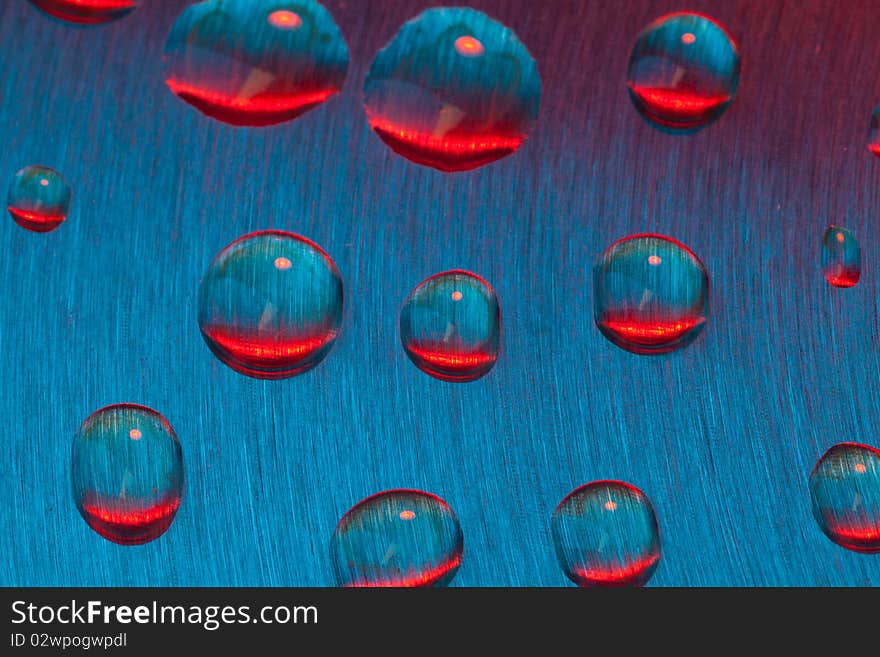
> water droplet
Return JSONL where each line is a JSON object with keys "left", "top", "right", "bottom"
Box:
{"left": 868, "top": 106, "right": 880, "bottom": 157}
{"left": 627, "top": 13, "right": 740, "bottom": 132}
{"left": 809, "top": 443, "right": 880, "bottom": 553}
{"left": 163, "top": 0, "right": 349, "bottom": 127}
{"left": 364, "top": 7, "right": 541, "bottom": 172}
{"left": 552, "top": 481, "right": 661, "bottom": 587}
{"left": 594, "top": 234, "right": 709, "bottom": 354}
{"left": 72, "top": 404, "right": 184, "bottom": 545}
{"left": 330, "top": 490, "right": 463, "bottom": 587}
{"left": 400, "top": 270, "right": 500, "bottom": 382}
{"left": 198, "top": 230, "right": 343, "bottom": 379}
{"left": 27, "top": 0, "right": 140, "bottom": 25}
{"left": 6, "top": 165, "right": 71, "bottom": 233}
{"left": 822, "top": 225, "right": 860, "bottom": 288}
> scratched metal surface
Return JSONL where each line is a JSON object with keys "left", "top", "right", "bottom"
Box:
{"left": 1, "top": 0, "right": 879, "bottom": 587}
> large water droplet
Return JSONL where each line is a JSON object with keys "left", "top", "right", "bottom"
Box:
{"left": 364, "top": 7, "right": 541, "bottom": 172}
{"left": 594, "top": 234, "right": 709, "bottom": 354}
{"left": 821, "top": 225, "right": 860, "bottom": 288}
{"left": 552, "top": 481, "right": 661, "bottom": 587}
{"left": 400, "top": 270, "right": 500, "bottom": 382}
{"left": 163, "top": 0, "right": 349, "bottom": 127}
{"left": 27, "top": 0, "right": 140, "bottom": 25}
{"left": 6, "top": 165, "right": 71, "bottom": 233}
{"left": 72, "top": 404, "right": 184, "bottom": 545}
{"left": 198, "top": 230, "right": 343, "bottom": 379}
{"left": 809, "top": 443, "right": 880, "bottom": 553}
{"left": 627, "top": 12, "right": 740, "bottom": 132}
{"left": 330, "top": 490, "right": 464, "bottom": 587}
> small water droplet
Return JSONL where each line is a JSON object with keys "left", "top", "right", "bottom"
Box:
{"left": 552, "top": 481, "right": 661, "bottom": 587}
{"left": 27, "top": 0, "right": 140, "bottom": 25}
{"left": 822, "top": 225, "right": 860, "bottom": 288}
{"left": 6, "top": 165, "right": 71, "bottom": 233}
{"left": 809, "top": 443, "right": 880, "bottom": 553}
{"left": 364, "top": 7, "right": 541, "bottom": 171}
{"left": 330, "top": 490, "right": 463, "bottom": 587}
{"left": 198, "top": 230, "right": 343, "bottom": 379}
{"left": 627, "top": 13, "right": 740, "bottom": 132}
{"left": 163, "top": 0, "right": 349, "bottom": 127}
{"left": 400, "top": 270, "right": 500, "bottom": 382}
{"left": 72, "top": 404, "right": 184, "bottom": 545}
{"left": 868, "top": 106, "right": 880, "bottom": 156}
{"left": 594, "top": 234, "right": 709, "bottom": 354}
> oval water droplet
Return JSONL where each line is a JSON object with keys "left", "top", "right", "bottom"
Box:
{"left": 400, "top": 270, "right": 500, "bottom": 382}
{"left": 6, "top": 165, "right": 71, "bottom": 233}
{"left": 552, "top": 481, "right": 661, "bottom": 587}
{"left": 627, "top": 12, "right": 740, "bottom": 132}
{"left": 821, "top": 225, "right": 860, "bottom": 288}
{"left": 163, "top": 0, "right": 349, "bottom": 127}
{"left": 594, "top": 234, "right": 709, "bottom": 354}
{"left": 198, "top": 230, "right": 343, "bottom": 379}
{"left": 330, "top": 490, "right": 464, "bottom": 587}
{"left": 364, "top": 7, "right": 541, "bottom": 172}
{"left": 27, "top": 0, "right": 140, "bottom": 25}
{"left": 72, "top": 404, "right": 184, "bottom": 545}
{"left": 809, "top": 443, "right": 880, "bottom": 553}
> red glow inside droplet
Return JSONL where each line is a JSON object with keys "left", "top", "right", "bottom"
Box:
{"left": 405, "top": 342, "right": 498, "bottom": 382}
{"left": 40, "top": 178, "right": 49, "bottom": 187}
{"left": 345, "top": 556, "right": 462, "bottom": 588}
{"left": 80, "top": 496, "right": 181, "bottom": 545}
{"left": 274, "top": 257, "right": 292, "bottom": 270}
{"left": 165, "top": 79, "right": 337, "bottom": 127}
{"left": 129, "top": 429, "right": 142, "bottom": 441}
{"left": 572, "top": 552, "right": 661, "bottom": 587}
{"left": 855, "top": 463, "right": 867, "bottom": 473}
{"left": 268, "top": 10, "right": 302, "bottom": 30}
{"left": 604, "top": 501, "right": 618, "bottom": 511}
{"left": 451, "top": 291, "right": 463, "bottom": 301}
{"left": 628, "top": 85, "right": 732, "bottom": 124}
{"left": 836, "top": 232, "right": 845, "bottom": 243}
{"left": 7, "top": 207, "right": 67, "bottom": 233}
{"left": 681, "top": 32, "right": 696, "bottom": 44}
{"left": 647, "top": 255, "right": 662, "bottom": 266}
{"left": 455, "top": 35, "right": 485, "bottom": 57}
{"left": 599, "top": 314, "right": 706, "bottom": 347}
{"left": 824, "top": 266, "right": 861, "bottom": 288}
{"left": 399, "top": 510, "right": 416, "bottom": 520}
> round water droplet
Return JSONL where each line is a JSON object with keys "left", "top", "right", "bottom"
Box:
{"left": 552, "top": 481, "right": 661, "bottom": 587}
{"left": 330, "top": 490, "right": 463, "bottom": 587}
{"left": 72, "top": 404, "right": 184, "bottom": 545}
{"left": 809, "top": 443, "right": 880, "bottom": 553}
{"left": 400, "top": 270, "right": 500, "bottom": 382}
{"left": 27, "top": 0, "right": 140, "bottom": 25}
{"left": 594, "top": 234, "right": 709, "bottom": 354}
{"left": 163, "top": 0, "right": 349, "bottom": 127}
{"left": 822, "top": 225, "right": 860, "bottom": 288}
{"left": 364, "top": 7, "right": 541, "bottom": 172}
{"left": 6, "top": 165, "right": 71, "bottom": 233}
{"left": 198, "top": 230, "right": 343, "bottom": 379}
{"left": 627, "top": 13, "right": 740, "bottom": 132}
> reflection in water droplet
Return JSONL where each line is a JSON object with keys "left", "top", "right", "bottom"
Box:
{"left": 27, "top": 0, "right": 140, "bottom": 25}
{"left": 198, "top": 230, "right": 343, "bottom": 379}
{"left": 6, "top": 165, "right": 71, "bottom": 233}
{"left": 822, "top": 225, "right": 860, "bottom": 288}
{"left": 330, "top": 490, "right": 463, "bottom": 587}
{"left": 594, "top": 234, "right": 709, "bottom": 354}
{"left": 364, "top": 7, "right": 541, "bottom": 171}
{"left": 809, "top": 443, "right": 880, "bottom": 553}
{"left": 552, "top": 481, "right": 661, "bottom": 587}
{"left": 163, "top": 0, "right": 349, "bottom": 127}
{"left": 400, "top": 270, "right": 500, "bottom": 382}
{"left": 627, "top": 13, "right": 740, "bottom": 132}
{"left": 72, "top": 404, "right": 184, "bottom": 545}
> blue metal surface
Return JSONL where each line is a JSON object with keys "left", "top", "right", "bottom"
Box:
{"left": 1, "top": 0, "right": 879, "bottom": 586}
